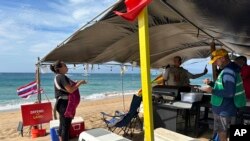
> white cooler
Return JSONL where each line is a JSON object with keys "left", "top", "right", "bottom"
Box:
{"left": 78, "top": 128, "right": 131, "bottom": 141}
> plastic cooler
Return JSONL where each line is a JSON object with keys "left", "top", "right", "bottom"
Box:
{"left": 78, "top": 128, "right": 131, "bottom": 141}
{"left": 49, "top": 116, "right": 85, "bottom": 140}
{"left": 50, "top": 119, "right": 60, "bottom": 141}
{"left": 180, "top": 92, "right": 204, "bottom": 103}
{"left": 69, "top": 117, "right": 85, "bottom": 138}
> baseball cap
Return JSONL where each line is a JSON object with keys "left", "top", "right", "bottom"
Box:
{"left": 209, "top": 49, "right": 228, "bottom": 64}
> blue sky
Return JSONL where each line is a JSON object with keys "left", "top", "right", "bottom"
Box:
{"left": 0, "top": 0, "right": 117, "bottom": 72}
{"left": 0, "top": 0, "right": 212, "bottom": 74}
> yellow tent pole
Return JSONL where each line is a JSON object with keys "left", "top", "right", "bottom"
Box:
{"left": 138, "top": 7, "right": 154, "bottom": 141}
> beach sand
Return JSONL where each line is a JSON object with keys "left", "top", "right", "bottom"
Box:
{"left": 0, "top": 95, "right": 210, "bottom": 141}
{"left": 0, "top": 95, "right": 135, "bottom": 141}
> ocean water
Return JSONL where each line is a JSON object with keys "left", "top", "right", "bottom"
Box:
{"left": 0, "top": 73, "right": 212, "bottom": 111}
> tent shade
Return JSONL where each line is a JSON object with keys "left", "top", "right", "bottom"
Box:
{"left": 163, "top": 0, "right": 250, "bottom": 56}
{"left": 41, "top": 0, "right": 250, "bottom": 66}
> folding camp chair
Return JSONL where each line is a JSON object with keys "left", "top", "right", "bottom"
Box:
{"left": 100, "top": 94, "right": 143, "bottom": 136}
{"left": 17, "top": 121, "right": 23, "bottom": 137}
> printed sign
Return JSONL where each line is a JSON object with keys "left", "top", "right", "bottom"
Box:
{"left": 230, "top": 125, "right": 250, "bottom": 141}
{"left": 21, "top": 102, "right": 52, "bottom": 126}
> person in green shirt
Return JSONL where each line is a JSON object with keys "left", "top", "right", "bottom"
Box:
{"left": 202, "top": 49, "right": 246, "bottom": 141}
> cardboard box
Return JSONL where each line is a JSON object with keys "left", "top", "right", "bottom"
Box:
{"left": 49, "top": 117, "right": 85, "bottom": 139}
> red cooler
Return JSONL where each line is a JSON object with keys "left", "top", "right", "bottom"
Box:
{"left": 50, "top": 116, "right": 85, "bottom": 139}
{"left": 69, "top": 117, "right": 85, "bottom": 138}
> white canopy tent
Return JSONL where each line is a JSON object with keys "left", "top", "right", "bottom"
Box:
{"left": 41, "top": 0, "right": 250, "bottom": 68}
{"left": 39, "top": 1, "right": 250, "bottom": 140}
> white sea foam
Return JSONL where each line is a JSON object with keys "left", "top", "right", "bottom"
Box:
{"left": 0, "top": 101, "right": 34, "bottom": 112}
{"left": 0, "top": 90, "right": 138, "bottom": 112}
{"left": 0, "top": 99, "right": 56, "bottom": 112}
{"left": 83, "top": 90, "right": 137, "bottom": 100}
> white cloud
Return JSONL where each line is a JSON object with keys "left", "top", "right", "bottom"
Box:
{"left": 69, "top": 0, "right": 93, "bottom": 5}
{"left": 0, "top": 0, "right": 116, "bottom": 72}
{"left": 29, "top": 42, "right": 56, "bottom": 54}
{"left": 72, "top": 9, "right": 91, "bottom": 21}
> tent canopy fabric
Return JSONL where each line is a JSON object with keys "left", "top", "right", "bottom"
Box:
{"left": 41, "top": 0, "right": 250, "bottom": 67}
{"left": 163, "top": 0, "right": 250, "bottom": 56}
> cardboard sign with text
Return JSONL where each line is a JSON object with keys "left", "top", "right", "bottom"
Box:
{"left": 21, "top": 102, "right": 52, "bottom": 126}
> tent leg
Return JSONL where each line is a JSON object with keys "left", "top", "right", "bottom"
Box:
{"left": 138, "top": 7, "right": 154, "bottom": 141}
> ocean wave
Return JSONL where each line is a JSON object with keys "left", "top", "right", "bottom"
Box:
{"left": 83, "top": 90, "right": 137, "bottom": 100}
{"left": 0, "top": 101, "right": 34, "bottom": 112}
{"left": 0, "top": 90, "right": 138, "bottom": 112}
{"left": 0, "top": 99, "right": 57, "bottom": 112}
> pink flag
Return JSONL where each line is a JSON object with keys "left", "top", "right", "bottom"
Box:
{"left": 17, "top": 81, "right": 43, "bottom": 99}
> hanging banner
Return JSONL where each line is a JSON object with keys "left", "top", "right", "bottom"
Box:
{"left": 21, "top": 102, "right": 52, "bottom": 126}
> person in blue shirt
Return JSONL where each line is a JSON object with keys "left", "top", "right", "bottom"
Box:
{"left": 201, "top": 49, "right": 245, "bottom": 141}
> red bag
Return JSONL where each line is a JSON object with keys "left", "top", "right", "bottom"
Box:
{"left": 54, "top": 76, "right": 81, "bottom": 118}
{"left": 64, "top": 83, "right": 80, "bottom": 118}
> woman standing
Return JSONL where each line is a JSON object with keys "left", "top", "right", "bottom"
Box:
{"left": 50, "top": 60, "right": 86, "bottom": 141}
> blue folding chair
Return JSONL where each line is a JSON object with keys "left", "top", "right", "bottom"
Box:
{"left": 210, "top": 132, "right": 220, "bottom": 141}
{"left": 101, "top": 94, "right": 143, "bottom": 136}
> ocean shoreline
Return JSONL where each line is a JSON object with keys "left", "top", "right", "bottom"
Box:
{"left": 0, "top": 91, "right": 137, "bottom": 113}
{"left": 0, "top": 73, "right": 142, "bottom": 110}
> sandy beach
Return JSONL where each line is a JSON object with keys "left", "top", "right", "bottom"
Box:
{"left": 0, "top": 95, "right": 135, "bottom": 141}
{"left": 0, "top": 95, "right": 211, "bottom": 141}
